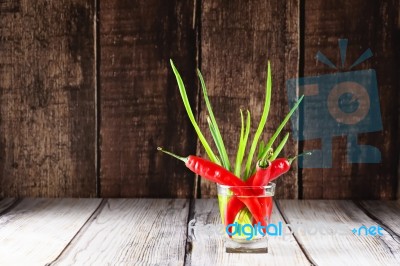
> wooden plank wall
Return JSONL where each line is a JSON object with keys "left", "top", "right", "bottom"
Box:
{"left": 199, "top": 0, "right": 299, "bottom": 198}
{"left": 99, "top": 0, "right": 197, "bottom": 197}
{"left": 0, "top": 0, "right": 96, "bottom": 197}
{"left": 301, "top": 0, "right": 400, "bottom": 199}
{"left": 0, "top": 0, "right": 398, "bottom": 199}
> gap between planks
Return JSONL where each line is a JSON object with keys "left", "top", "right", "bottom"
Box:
{"left": 50, "top": 199, "right": 190, "bottom": 265}
{"left": 278, "top": 200, "right": 400, "bottom": 266}
{"left": 46, "top": 199, "right": 107, "bottom": 265}
{"left": 2, "top": 198, "right": 399, "bottom": 266}
{"left": 184, "top": 199, "right": 400, "bottom": 266}
{"left": 184, "top": 199, "right": 311, "bottom": 266}
{"left": 355, "top": 200, "right": 400, "bottom": 243}
{"left": 0, "top": 198, "right": 103, "bottom": 266}
{"left": 275, "top": 200, "right": 318, "bottom": 266}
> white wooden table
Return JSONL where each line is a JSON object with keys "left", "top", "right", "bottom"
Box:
{"left": 0, "top": 198, "right": 399, "bottom": 266}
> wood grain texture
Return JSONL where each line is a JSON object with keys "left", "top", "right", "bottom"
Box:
{"left": 199, "top": 0, "right": 300, "bottom": 198}
{"left": 0, "top": 1, "right": 397, "bottom": 199}
{"left": 99, "top": 0, "right": 198, "bottom": 197}
{"left": 278, "top": 200, "right": 400, "bottom": 266}
{"left": 0, "top": 0, "right": 96, "bottom": 197}
{"left": 301, "top": 0, "right": 400, "bottom": 199}
{"left": 359, "top": 200, "right": 400, "bottom": 237}
{"left": 52, "top": 199, "right": 189, "bottom": 265}
{"left": 0, "top": 199, "right": 399, "bottom": 264}
{"left": 0, "top": 198, "right": 101, "bottom": 265}
{"left": 186, "top": 199, "right": 311, "bottom": 266}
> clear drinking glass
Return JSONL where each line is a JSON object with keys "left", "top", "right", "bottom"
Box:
{"left": 217, "top": 183, "right": 275, "bottom": 253}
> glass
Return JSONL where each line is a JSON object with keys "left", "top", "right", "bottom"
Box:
{"left": 217, "top": 182, "right": 275, "bottom": 253}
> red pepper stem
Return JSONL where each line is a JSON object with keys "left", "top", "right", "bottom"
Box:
{"left": 288, "top": 152, "right": 312, "bottom": 164}
{"left": 157, "top": 147, "right": 188, "bottom": 163}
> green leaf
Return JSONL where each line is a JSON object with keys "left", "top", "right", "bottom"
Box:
{"left": 217, "top": 194, "right": 228, "bottom": 223}
{"left": 260, "top": 95, "right": 304, "bottom": 161}
{"left": 244, "top": 61, "right": 272, "bottom": 178}
{"left": 207, "top": 117, "right": 227, "bottom": 168}
{"left": 198, "top": 69, "right": 231, "bottom": 170}
{"left": 257, "top": 140, "right": 265, "bottom": 159}
{"left": 170, "top": 60, "right": 219, "bottom": 163}
{"left": 234, "top": 109, "right": 251, "bottom": 178}
{"left": 270, "top": 132, "right": 290, "bottom": 160}
{"left": 234, "top": 110, "right": 245, "bottom": 176}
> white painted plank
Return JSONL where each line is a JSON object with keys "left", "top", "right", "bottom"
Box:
{"left": 52, "top": 199, "right": 189, "bottom": 266}
{"left": 0, "top": 198, "right": 18, "bottom": 214}
{"left": 359, "top": 200, "right": 400, "bottom": 237}
{"left": 278, "top": 200, "right": 400, "bottom": 266}
{"left": 0, "top": 198, "right": 102, "bottom": 266}
{"left": 186, "top": 199, "right": 310, "bottom": 266}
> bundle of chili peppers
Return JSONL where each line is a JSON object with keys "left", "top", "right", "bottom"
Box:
{"left": 158, "top": 60, "right": 304, "bottom": 233}
{"left": 158, "top": 148, "right": 295, "bottom": 230}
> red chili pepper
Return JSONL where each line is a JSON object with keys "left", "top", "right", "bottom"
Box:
{"left": 261, "top": 196, "right": 273, "bottom": 217}
{"left": 251, "top": 163, "right": 272, "bottom": 188}
{"left": 225, "top": 194, "right": 249, "bottom": 234}
{"left": 226, "top": 192, "right": 273, "bottom": 231}
{"left": 187, "top": 155, "right": 244, "bottom": 185}
{"left": 251, "top": 158, "right": 290, "bottom": 186}
{"left": 266, "top": 158, "right": 291, "bottom": 183}
{"left": 158, "top": 148, "right": 266, "bottom": 227}
{"left": 262, "top": 153, "right": 311, "bottom": 184}
{"left": 225, "top": 165, "right": 270, "bottom": 230}
{"left": 226, "top": 158, "right": 291, "bottom": 228}
{"left": 256, "top": 158, "right": 290, "bottom": 224}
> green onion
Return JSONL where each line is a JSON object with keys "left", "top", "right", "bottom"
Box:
{"left": 170, "top": 60, "right": 219, "bottom": 164}
{"left": 206, "top": 117, "right": 225, "bottom": 167}
{"left": 244, "top": 61, "right": 272, "bottom": 178}
{"left": 270, "top": 132, "right": 290, "bottom": 161}
{"left": 234, "top": 109, "right": 251, "bottom": 178}
{"left": 257, "top": 140, "right": 266, "bottom": 159}
{"left": 170, "top": 59, "right": 303, "bottom": 179}
{"left": 198, "top": 70, "right": 231, "bottom": 170}
{"left": 259, "top": 95, "right": 304, "bottom": 162}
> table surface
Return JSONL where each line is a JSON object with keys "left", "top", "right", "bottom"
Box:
{"left": 0, "top": 198, "right": 399, "bottom": 266}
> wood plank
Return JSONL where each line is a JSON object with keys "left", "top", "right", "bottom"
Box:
{"left": 0, "top": 198, "right": 102, "bottom": 265}
{"left": 0, "top": 0, "right": 96, "bottom": 197}
{"left": 0, "top": 198, "right": 18, "bottom": 214}
{"left": 186, "top": 199, "right": 310, "bottom": 265}
{"left": 278, "top": 200, "right": 400, "bottom": 265}
{"left": 200, "top": 0, "right": 300, "bottom": 198}
{"left": 359, "top": 200, "right": 400, "bottom": 238}
{"left": 52, "top": 199, "right": 189, "bottom": 265}
{"left": 99, "top": 0, "right": 197, "bottom": 197}
{"left": 301, "top": 0, "right": 400, "bottom": 199}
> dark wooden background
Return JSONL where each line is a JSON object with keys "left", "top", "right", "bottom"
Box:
{"left": 0, "top": 0, "right": 398, "bottom": 199}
